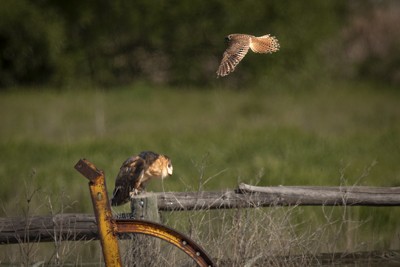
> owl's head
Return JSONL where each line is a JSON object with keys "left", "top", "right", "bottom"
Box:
{"left": 160, "top": 155, "right": 173, "bottom": 178}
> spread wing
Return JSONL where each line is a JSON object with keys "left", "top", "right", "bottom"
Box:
{"left": 216, "top": 37, "right": 250, "bottom": 77}
{"left": 111, "top": 156, "right": 146, "bottom": 206}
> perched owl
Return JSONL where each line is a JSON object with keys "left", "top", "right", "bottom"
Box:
{"left": 216, "top": 33, "right": 279, "bottom": 77}
{"left": 111, "top": 151, "right": 173, "bottom": 206}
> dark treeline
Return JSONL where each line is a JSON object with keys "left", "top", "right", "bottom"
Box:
{"left": 0, "top": 0, "right": 399, "bottom": 88}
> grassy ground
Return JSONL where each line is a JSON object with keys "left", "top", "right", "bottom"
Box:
{"left": 0, "top": 80, "right": 399, "bottom": 264}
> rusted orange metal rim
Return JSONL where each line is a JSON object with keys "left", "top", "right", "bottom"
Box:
{"left": 115, "top": 219, "right": 214, "bottom": 267}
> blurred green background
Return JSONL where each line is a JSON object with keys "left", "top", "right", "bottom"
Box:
{"left": 0, "top": 0, "right": 400, "bottom": 258}
{"left": 1, "top": 0, "right": 399, "bottom": 88}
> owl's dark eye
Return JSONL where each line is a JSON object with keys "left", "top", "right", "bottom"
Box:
{"left": 168, "top": 163, "right": 172, "bottom": 168}
{"left": 225, "top": 36, "right": 230, "bottom": 42}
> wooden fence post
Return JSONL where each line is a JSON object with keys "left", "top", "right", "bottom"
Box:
{"left": 122, "top": 193, "right": 161, "bottom": 266}
{"left": 130, "top": 193, "right": 160, "bottom": 222}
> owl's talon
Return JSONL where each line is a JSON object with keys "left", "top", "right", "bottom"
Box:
{"left": 129, "top": 189, "right": 139, "bottom": 198}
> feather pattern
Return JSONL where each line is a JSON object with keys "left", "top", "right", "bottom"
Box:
{"left": 111, "top": 151, "right": 173, "bottom": 206}
{"left": 216, "top": 33, "right": 279, "bottom": 77}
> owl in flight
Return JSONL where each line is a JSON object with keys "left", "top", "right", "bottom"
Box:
{"left": 216, "top": 34, "right": 279, "bottom": 77}
{"left": 111, "top": 151, "right": 173, "bottom": 206}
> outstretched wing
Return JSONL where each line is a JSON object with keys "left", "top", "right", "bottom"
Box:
{"left": 111, "top": 156, "right": 145, "bottom": 206}
{"left": 249, "top": 35, "right": 279, "bottom": 54}
{"left": 216, "top": 36, "right": 250, "bottom": 77}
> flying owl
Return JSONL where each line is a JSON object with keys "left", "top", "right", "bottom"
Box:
{"left": 216, "top": 33, "right": 279, "bottom": 77}
{"left": 111, "top": 151, "right": 173, "bottom": 206}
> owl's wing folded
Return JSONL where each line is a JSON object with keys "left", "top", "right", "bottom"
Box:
{"left": 111, "top": 156, "right": 145, "bottom": 206}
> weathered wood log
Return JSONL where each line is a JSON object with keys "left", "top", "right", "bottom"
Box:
{"left": 0, "top": 213, "right": 98, "bottom": 244}
{"left": 156, "top": 184, "right": 400, "bottom": 211}
{"left": 156, "top": 190, "right": 273, "bottom": 211}
{"left": 237, "top": 183, "right": 400, "bottom": 206}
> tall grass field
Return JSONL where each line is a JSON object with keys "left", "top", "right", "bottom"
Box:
{"left": 0, "top": 81, "right": 399, "bottom": 265}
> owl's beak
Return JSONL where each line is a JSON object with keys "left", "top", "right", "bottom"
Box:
{"left": 167, "top": 165, "right": 173, "bottom": 176}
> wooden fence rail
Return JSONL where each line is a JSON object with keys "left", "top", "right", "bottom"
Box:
{"left": 156, "top": 183, "right": 400, "bottom": 211}
{"left": 1, "top": 183, "right": 400, "bottom": 244}
{"left": 0, "top": 213, "right": 97, "bottom": 245}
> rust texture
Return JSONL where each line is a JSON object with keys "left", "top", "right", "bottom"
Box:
{"left": 75, "top": 159, "right": 122, "bottom": 267}
{"left": 75, "top": 159, "right": 103, "bottom": 182}
{"left": 116, "top": 219, "right": 214, "bottom": 267}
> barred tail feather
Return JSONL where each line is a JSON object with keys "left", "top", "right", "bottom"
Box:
{"left": 250, "top": 35, "right": 280, "bottom": 54}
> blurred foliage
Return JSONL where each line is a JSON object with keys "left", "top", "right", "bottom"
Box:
{"left": 0, "top": 1, "right": 399, "bottom": 88}
{"left": 0, "top": 0, "right": 64, "bottom": 86}
{"left": 332, "top": 1, "right": 400, "bottom": 85}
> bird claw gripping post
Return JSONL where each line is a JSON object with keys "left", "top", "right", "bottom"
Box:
{"left": 75, "top": 159, "right": 215, "bottom": 267}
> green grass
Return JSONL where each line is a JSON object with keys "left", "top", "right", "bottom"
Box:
{"left": 0, "top": 81, "right": 400, "bottom": 263}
